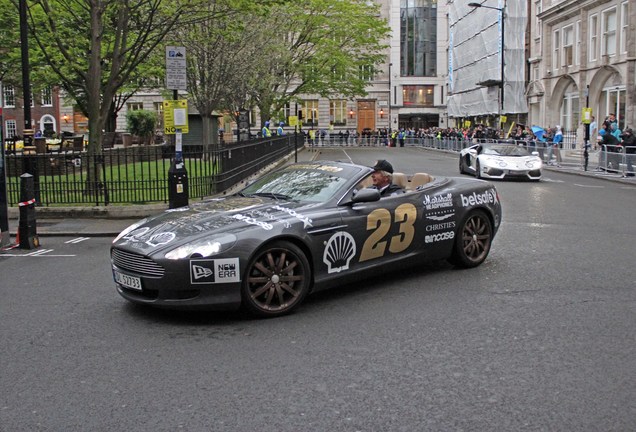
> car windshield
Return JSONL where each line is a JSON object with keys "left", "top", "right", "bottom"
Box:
{"left": 240, "top": 165, "right": 351, "bottom": 203}
{"left": 482, "top": 144, "right": 531, "bottom": 156}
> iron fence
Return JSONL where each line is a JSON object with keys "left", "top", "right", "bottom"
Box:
{"left": 4, "top": 135, "right": 298, "bottom": 207}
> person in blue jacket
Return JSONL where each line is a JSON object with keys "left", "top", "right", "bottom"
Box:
{"left": 277, "top": 122, "right": 285, "bottom": 136}
{"left": 262, "top": 121, "right": 272, "bottom": 138}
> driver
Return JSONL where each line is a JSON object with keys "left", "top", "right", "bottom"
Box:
{"left": 369, "top": 160, "right": 404, "bottom": 197}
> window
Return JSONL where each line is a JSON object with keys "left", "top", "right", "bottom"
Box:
{"left": 329, "top": 100, "right": 347, "bottom": 126}
{"left": 562, "top": 25, "right": 573, "bottom": 67}
{"left": 331, "top": 65, "right": 346, "bottom": 82}
{"left": 400, "top": 0, "right": 437, "bottom": 77}
{"left": 41, "top": 86, "right": 53, "bottom": 106}
{"left": 620, "top": 2, "right": 628, "bottom": 54}
{"left": 561, "top": 92, "right": 579, "bottom": 131}
{"left": 3, "top": 84, "right": 15, "bottom": 107}
{"left": 403, "top": 85, "right": 434, "bottom": 107}
{"left": 127, "top": 102, "right": 143, "bottom": 111}
{"left": 359, "top": 65, "right": 375, "bottom": 82}
{"left": 301, "top": 100, "right": 319, "bottom": 127}
{"left": 535, "top": 2, "right": 542, "bottom": 40}
{"left": 589, "top": 15, "right": 598, "bottom": 61}
{"left": 575, "top": 21, "right": 581, "bottom": 65}
{"left": 601, "top": 7, "right": 617, "bottom": 57}
{"left": 553, "top": 29, "right": 560, "bottom": 70}
{"left": 5, "top": 119, "right": 17, "bottom": 138}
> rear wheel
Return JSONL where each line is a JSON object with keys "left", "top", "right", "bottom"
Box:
{"left": 448, "top": 210, "right": 493, "bottom": 268}
{"left": 241, "top": 241, "right": 311, "bottom": 317}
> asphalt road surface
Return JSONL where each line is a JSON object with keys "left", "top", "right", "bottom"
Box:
{"left": 1, "top": 147, "right": 635, "bottom": 431}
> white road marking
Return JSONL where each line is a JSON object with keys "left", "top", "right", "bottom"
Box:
{"left": 573, "top": 183, "right": 604, "bottom": 188}
{"left": 65, "top": 237, "right": 91, "bottom": 244}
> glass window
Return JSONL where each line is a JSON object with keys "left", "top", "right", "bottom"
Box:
{"left": 127, "top": 102, "right": 143, "bottom": 111}
{"left": 5, "top": 119, "right": 17, "bottom": 138}
{"left": 3, "top": 84, "right": 15, "bottom": 108}
{"left": 400, "top": 0, "right": 437, "bottom": 77}
{"left": 563, "top": 25, "right": 574, "bottom": 67}
{"left": 620, "top": 2, "right": 628, "bottom": 54}
{"left": 301, "top": 100, "right": 319, "bottom": 127}
{"left": 561, "top": 92, "right": 580, "bottom": 131}
{"left": 41, "top": 86, "right": 53, "bottom": 106}
{"left": 329, "top": 100, "right": 347, "bottom": 126}
{"left": 575, "top": 21, "right": 581, "bottom": 65}
{"left": 602, "top": 7, "right": 617, "bottom": 56}
{"left": 589, "top": 15, "right": 598, "bottom": 61}
{"left": 359, "top": 65, "right": 375, "bottom": 82}
{"left": 553, "top": 29, "right": 560, "bottom": 69}
{"left": 403, "top": 85, "right": 434, "bottom": 107}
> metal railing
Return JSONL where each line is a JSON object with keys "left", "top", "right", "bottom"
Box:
{"left": 596, "top": 145, "right": 636, "bottom": 176}
{"left": 3, "top": 135, "right": 298, "bottom": 207}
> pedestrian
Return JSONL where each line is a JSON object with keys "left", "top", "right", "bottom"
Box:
{"left": 398, "top": 129, "right": 405, "bottom": 147}
{"left": 262, "top": 121, "right": 272, "bottom": 138}
{"left": 589, "top": 116, "right": 598, "bottom": 149}
{"left": 549, "top": 125, "right": 563, "bottom": 167}
{"left": 620, "top": 128, "right": 636, "bottom": 176}
{"left": 277, "top": 122, "right": 285, "bottom": 136}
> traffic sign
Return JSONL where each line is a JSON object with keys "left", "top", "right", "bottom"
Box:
{"left": 163, "top": 100, "right": 189, "bottom": 134}
{"left": 166, "top": 46, "right": 187, "bottom": 91}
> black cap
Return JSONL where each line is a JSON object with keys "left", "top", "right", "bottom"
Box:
{"left": 372, "top": 159, "right": 393, "bottom": 174}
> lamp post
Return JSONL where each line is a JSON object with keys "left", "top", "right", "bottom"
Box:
{"left": 468, "top": 2, "right": 506, "bottom": 128}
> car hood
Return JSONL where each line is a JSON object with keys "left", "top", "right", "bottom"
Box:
{"left": 112, "top": 195, "right": 319, "bottom": 254}
{"left": 480, "top": 155, "right": 541, "bottom": 168}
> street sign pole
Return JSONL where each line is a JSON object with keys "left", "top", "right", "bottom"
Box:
{"left": 0, "top": 107, "right": 10, "bottom": 247}
{"left": 165, "top": 46, "right": 188, "bottom": 208}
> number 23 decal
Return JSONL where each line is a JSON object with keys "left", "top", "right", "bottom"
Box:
{"left": 359, "top": 203, "right": 417, "bottom": 262}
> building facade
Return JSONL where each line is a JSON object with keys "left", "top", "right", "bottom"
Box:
{"left": 528, "top": 0, "right": 634, "bottom": 140}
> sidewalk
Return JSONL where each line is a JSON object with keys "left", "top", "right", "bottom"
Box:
{"left": 3, "top": 146, "right": 633, "bottom": 239}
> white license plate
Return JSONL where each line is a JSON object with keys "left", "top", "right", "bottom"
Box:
{"left": 113, "top": 270, "right": 142, "bottom": 291}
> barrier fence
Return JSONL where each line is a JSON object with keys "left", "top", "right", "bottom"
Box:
{"left": 3, "top": 135, "right": 298, "bottom": 207}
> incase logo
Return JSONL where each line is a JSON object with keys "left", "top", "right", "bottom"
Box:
{"left": 460, "top": 189, "right": 498, "bottom": 207}
{"left": 425, "top": 231, "right": 455, "bottom": 243}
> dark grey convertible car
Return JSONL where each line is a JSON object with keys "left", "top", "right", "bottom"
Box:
{"left": 111, "top": 161, "right": 502, "bottom": 317}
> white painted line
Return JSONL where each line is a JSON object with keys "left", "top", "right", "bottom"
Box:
{"left": 573, "top": 183, "right": 604, "bottom": 188}
{"left": 65, "top": 237, "right": 91, "bottom": 244}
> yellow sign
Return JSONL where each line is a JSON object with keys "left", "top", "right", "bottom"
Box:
{"left": 464, "top": 120, "right": 472, "bottom": 128}
{"left": 500, "top": 115, "right": 507, "bottom": 124}
{"left": 163, "top": 100, "right": 189, "bottom": 134}
{"left": 581, "top": 108, "right": 593, "bottom": 124}
{"left": 288, "top": 115, "right": 298, "bottom": 127}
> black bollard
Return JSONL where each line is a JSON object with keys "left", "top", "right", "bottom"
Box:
{"left": 167, "top": 159, "right": 189, "bottom": 209}
{"left": 18, "top": 173, "right": 39, "bottom": 249}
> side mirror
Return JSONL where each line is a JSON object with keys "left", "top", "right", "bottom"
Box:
{"left": 348, "top": 188, "right": 381, "bottom": 204}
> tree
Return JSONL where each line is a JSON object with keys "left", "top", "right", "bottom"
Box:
{"left": 25, "top": 0, "right": 205, "bottom": 193}
{"left": 126, "top": 109, "right": 157, "bottom": 145}
{"left": 244, "top": 0, "right": 391, "bottom": 125}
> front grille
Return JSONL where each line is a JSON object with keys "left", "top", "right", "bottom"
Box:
{"left": 111, "top": 248, "right": 165, "bottom": 278}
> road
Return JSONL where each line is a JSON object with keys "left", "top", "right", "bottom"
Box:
{"left": 1, "top": 147, "right": 635, "bottom": 431}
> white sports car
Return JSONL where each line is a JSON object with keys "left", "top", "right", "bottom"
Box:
{"left": 459, "top": 143, "right": 543, "bottom": 181}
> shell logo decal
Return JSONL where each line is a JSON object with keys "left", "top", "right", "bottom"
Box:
{"left": 323, "top": 231, "right": 356, "bottom": 274}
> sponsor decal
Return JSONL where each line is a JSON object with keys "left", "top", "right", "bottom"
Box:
{"left": 250, "top": 209, "right": 291, "bottom": 228}
{"left": 323, "top": 231, "right": 356, "bottom": 273}
{"left": 146, "top": 232, "right": 176, "bottom": 247}
{"left": 423, "top": 193, "right": 453, "bottom": 210}
{"left": 190, "top": 258, "right": 241, "bottom": 284}
{"left": 272, "top": 205, "right": 313, "bottom": 228}
{"left": 426, "top": 213, "right": 454, "bottom": 221}
{"left": 425, "top": 221, "right": 456, "bottom": 232}
{"left": 460, "top": 189, "right": 499, "bottom": 207}
{"left": 425, "top": 231, "right": 455, "bottom": 243}
{"left": 232, "top": 214, "right": 273, "bottom": 230}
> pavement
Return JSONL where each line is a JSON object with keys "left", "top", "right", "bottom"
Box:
{"left": 2, "top": 145, "right": 634, "bottom": 241}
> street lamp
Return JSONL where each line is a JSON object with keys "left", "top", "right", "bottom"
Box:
{"left": 468, "top": 2, "right": 506, "bottom": 127}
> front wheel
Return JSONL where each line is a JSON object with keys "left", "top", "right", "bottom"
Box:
{"left": 448, "top": 210, "right": 493, "bottom": 268}
{"left": 475, "top": 160, "right": 482, "bottom": 179}
{"left": 241, "top": 241, "right": 311, "bottom": 318}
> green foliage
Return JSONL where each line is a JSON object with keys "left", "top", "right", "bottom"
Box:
{"left": 126, "top": 110, "right": 157, "bottom": 138}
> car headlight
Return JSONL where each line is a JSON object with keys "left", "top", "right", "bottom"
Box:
{"left": 165, "top": 233, "right": 237, "bottom": 260}
{"left": 525, "top": 160, "right": 536, "bottom": 168}
{"left": 112, "top": 218, "right": 148, "bottom": 243}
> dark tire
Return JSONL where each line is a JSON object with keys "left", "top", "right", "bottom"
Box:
{"left": 448, "top": 210, "right": 493, "bottom": 268}
{"left": 475, "top": 160, "right": 482, "bottom": 179}
{"left": 459, "top": 157, "right": 465, "bottom": 174}
{"left": 241, "top": 241, "right": 311, "bottom": 317}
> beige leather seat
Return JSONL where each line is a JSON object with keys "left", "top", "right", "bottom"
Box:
{"left": 392, "top": 172, "right": 408, "bottom": 190}
{"left": 410, "top": 172, "right": 434, "bottom": 189}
